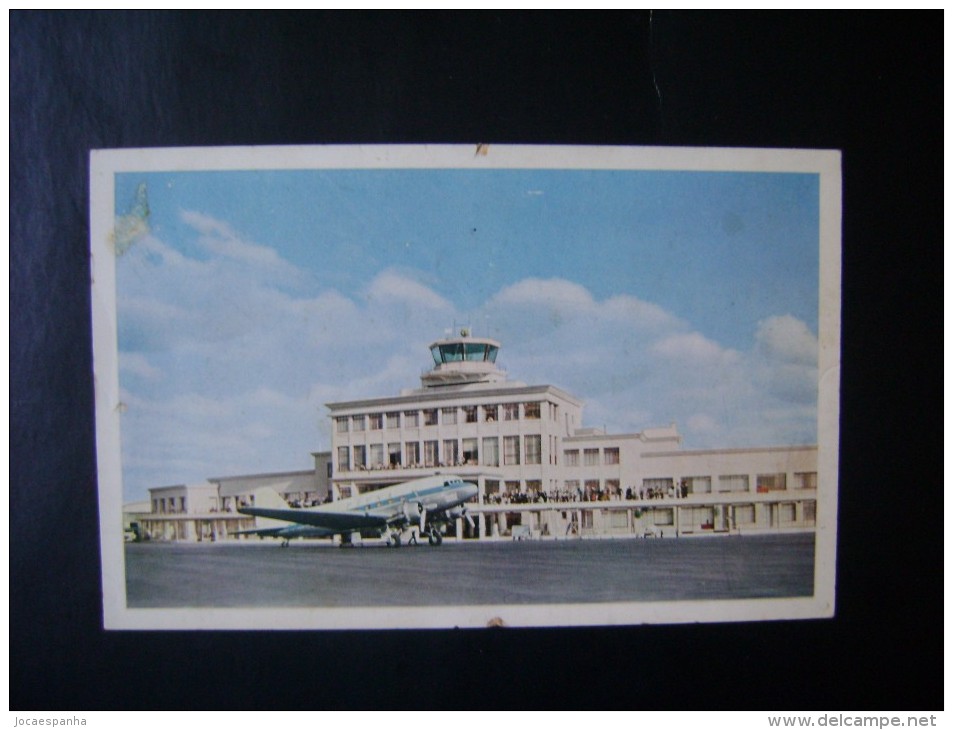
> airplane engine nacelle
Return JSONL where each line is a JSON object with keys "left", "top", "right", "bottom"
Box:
{"left": 402, "top": 501, "right": 426, "bottom": 527}
{"left": 447, "top": 505, "right": 475, "bottom": 528}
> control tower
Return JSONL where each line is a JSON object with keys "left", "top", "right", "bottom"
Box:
{"left": 420, "top": 328, "right": 507, "bottom": 388}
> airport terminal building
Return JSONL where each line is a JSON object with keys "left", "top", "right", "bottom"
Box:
{"left": 131, "top": 331, "right": 818, "bottom": 543}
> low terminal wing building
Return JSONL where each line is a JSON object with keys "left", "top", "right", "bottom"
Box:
{"left": 132, "top": 330, "right": 817, "bottom": 542}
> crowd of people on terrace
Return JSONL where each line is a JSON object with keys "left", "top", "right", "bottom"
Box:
{"left": 482, "top": 483, "right": 690, "bottom": 505}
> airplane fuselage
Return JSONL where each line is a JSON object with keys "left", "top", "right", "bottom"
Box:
{"left": 238, "top": 474, "right": 478, "bottom": 547}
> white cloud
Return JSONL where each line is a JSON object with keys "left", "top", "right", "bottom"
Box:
{"left": 119, "top": 352, "right": 163, "bottom": 381}
{"left": 651, "top": 332, "right": 741, "bottom": 366}
{"left": 179, "top": 209, "right": 309, "bottom": 286}
{"left": 365, "top": 270, "right": 453, "bottom": 311}
{"left": 755, "top": 315, "right": 818, "bottom": 366}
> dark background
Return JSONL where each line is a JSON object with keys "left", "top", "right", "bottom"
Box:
{"left": 10, "top": 12, "right": 942, "bottom": 709}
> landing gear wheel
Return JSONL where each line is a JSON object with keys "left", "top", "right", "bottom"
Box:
{"left": 391, "top": 534, "right": 402, "bottom": 548}
{"left": 427, "top": 529, "right": 443, "bottom": 546}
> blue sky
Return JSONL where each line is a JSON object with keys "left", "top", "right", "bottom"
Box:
{"left": 115, "top": 167, "right": 820, "bottom": 502}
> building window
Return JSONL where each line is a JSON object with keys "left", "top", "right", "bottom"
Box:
{"left": 441, "top": 407, "right": 457, "bottom": 425}
{"left": 757, "top": 473, "right": 787, "bottom": 492}
{"left": 606, "top": 479, "right": 621, "bottom": 499}
{"left": 685, "top": 476, "right": 711, "bottom": 494}
{"left": 423, "top": 440, "right": 439, "bottom": 467}
{"left": 504, "top": 436, "right": 520, "bottom": 465}
{"left": 423, "top": 409, "right": 438, "bottom": 426}
{"left": 526, "top": 480, "right": 542, "bottom": 494}
{"left": 388, "top": 443, "right": 401, "bottom": 467}
{"left": 524, "top": 402, "right": 541, "bottom": 419}
{"left": 335, "top": 417, "right": 348, "bottom": 433}
{"left": 485, "top": 480, "right": 500, "bottom": 497}
{"left": 370, "top": 443, "right": 384, "bottom": 468}
{"left": 443, "top": 439, "right": 458, "bottom": 465}
{"left": 482, "top": 404, "right": 499, "bottom": 422}
{"left": 584, "top": 480, "right": 600, "bottom": 500}
{"left": 604, "top": 448, "right": 620, "bottom": 465}
{"left": 462, "top": 438, "right": 478, "bottom": 464}
{"left": 524, "top": 435, "right": 542, "bottom": 465}
{"left": 794, "top": 472, "right": 817, "bottom": 489}
{"left": 718, "top": 474, "right": 749, "bottom": 493}
{"left": 405, "top": 442, "right": 420, "bottom": 467}
{"left": 482, "top": 437, "right": 499, "bottom": 467}
{"left": 734, "top": 504, "right": 755, "bottom": 525}
{"left": 463, "top": 406, "right": 478, "bottom": 423}
{"left": 353, "top": 445, "right": 366, "bottom": 469}
{"left": 584, "top": 448, "right": 600, "bottom": 466}
{"left": 386, "top": 412, "right": 400, "bottom": 429}
{"left": 503, "top": 403, "right": 519, "bottom": 421}
{"left": 804, "top": 501, "right": 817, "bottom": 523}
{"left": 564, "top": 449, "right": 579, "bottom": 466}
{"left": 352, "top": 415, "right": 365, "bottom": 432}
{"left": 643, "top": 478, "right": 674, "bottom": 497}
{"left": 652, "top": 508, "right": 674, "bottom": 526}
{"left": 404, "top": 410, "right": 419, "bottom": 428}
{"left": 369, "top": 413, "right": 383, "bottom": 430}
{"left": 564, "top": 480, "right": 580, "bottom": 495}
{"left": 779, "top": 503, "right": 796, "bottom": 523}
{"left": 505, "top": 481, "right": 520, "bottom": 495}
{"left": 337, "top": 446, "right": 350, "bottom": 471}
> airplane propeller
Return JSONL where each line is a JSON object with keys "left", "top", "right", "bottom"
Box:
{"left": 449, "top": 505, "right": 476, "bottom": 530}
{"left": 418, "top": 502, "right": 427, "bottom": 533}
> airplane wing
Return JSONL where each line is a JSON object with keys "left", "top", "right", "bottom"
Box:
{"left": 230, "top": 526, "right": 288, "bottom": 538}
{"left": 238, "top": 507, "right": 388, "bottom": 532}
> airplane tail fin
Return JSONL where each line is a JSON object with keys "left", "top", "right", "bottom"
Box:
{"left": 248, "top": 487, "right": 290, "bottom": 529}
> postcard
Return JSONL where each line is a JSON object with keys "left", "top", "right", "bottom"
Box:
{"left": 91, "top": 144, "right": 840, "bottom": 629}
